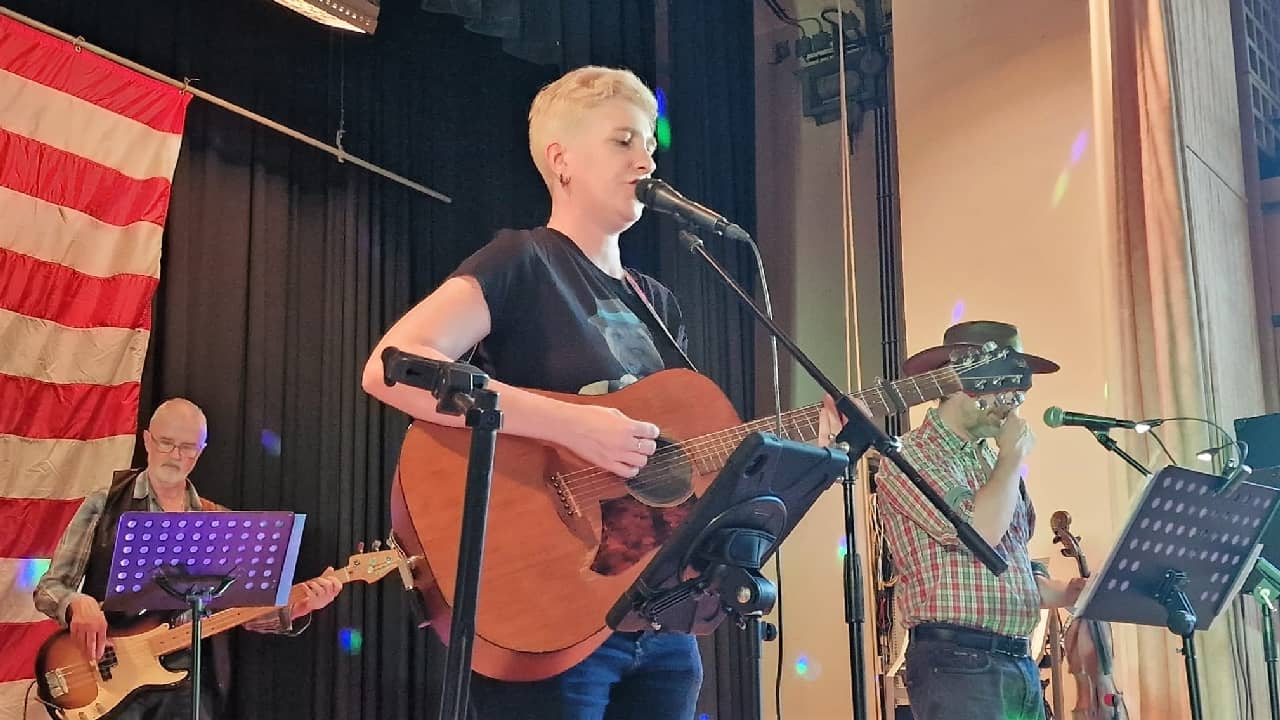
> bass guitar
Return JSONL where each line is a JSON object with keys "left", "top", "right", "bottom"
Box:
{"left": 35, "top": 545, "right": 401, "bottom": 720}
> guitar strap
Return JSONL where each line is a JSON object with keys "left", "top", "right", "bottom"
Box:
{"left": 455, "top": 270, "right": 698, "bottom": 374}
{"left": 623, "top": 270, "right": 697, "bottom": 372}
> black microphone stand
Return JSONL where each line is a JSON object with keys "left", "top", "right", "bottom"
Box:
{"left": 153, "top": 569, "right": 236, "bottom": 720}
{"left": 1090, "top": 430, "right": 1151, "bottom": 476}
{"left": 673, "top": 228, "right": 1006, "bottom": 574}
{"left": 1252, "top": 578, "right": 1280, "bottom": 720}
{"left": 381, "top": 348, "right": 502, "bottom": 720}
{"left": 840, "top": 462, "right": 869, "bottom": 720}
{"left": 672, "top": 226, "right": 1007, "bottom": 720}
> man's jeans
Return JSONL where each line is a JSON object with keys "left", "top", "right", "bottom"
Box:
{"left": 904, "top": 635, "right": 1046, "bottom": 720}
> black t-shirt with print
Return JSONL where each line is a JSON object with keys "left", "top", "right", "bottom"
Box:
{"left": 453, "top": 226, "right": 690, "bottom": 394}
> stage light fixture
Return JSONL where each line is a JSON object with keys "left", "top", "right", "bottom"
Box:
{"left": 272, "top": 0, "right": 379, "bottom": 33}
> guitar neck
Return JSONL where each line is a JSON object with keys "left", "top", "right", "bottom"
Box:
{"left": 146, "top": 605, "right": 281, "bottom": 656}
{"left": 686, "top": 368, "right": 961, "bottom": 475}
{"left": 146, "top": 564, "right": 359, "bottom": 656}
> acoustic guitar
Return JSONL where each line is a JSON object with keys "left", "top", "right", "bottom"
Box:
{"left": 35, "top": 546, "right": 401, "bottom": 720}
{"left": 391, "top": 348, "right": 1033, "bottom": 681}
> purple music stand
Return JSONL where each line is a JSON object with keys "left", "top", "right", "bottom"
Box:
{"left": 102, "top": 511, "right": 305, "bottom": 720}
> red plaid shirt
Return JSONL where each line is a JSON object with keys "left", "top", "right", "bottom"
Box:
{"left": 877, "top": 408, "right": 1041, "bottom": 637}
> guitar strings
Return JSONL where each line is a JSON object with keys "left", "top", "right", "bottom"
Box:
{"left": 557, "top": 365, "right": 1021, "bottom": 501}
{"left": 554, "top": 362, "right": 977, "bottom": 497}
{"left": 51, "top": 608, "right": 267, "bottom": 685}
{"left": 556, "top": 366, "right": 1024, "bottom": 500}
{"left": 556, "top": 364, "right": 985, "bottom": 500}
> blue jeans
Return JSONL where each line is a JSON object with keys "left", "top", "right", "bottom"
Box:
{"left": 470, "top": 631, "right": 703, "bottom": 720}
{"left": 904, "top": 637, "right": 1045, "bottom": 720}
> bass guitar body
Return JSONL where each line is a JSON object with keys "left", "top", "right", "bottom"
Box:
{"left": 36, "top": 616, "right": 182, "bottom": 720}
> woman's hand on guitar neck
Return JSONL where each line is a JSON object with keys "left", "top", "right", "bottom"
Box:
{"left": 67, "top": 594, "right": 108, "bottom": 661}
{"left": 560, "top": 404, "right": 659, "bottom": 478}
{"left": 818, "top": 394, "right": 873, "bottom": 447}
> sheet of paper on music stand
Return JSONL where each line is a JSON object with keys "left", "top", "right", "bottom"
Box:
{"left": 1073, "top": 466, "right": 1276, "bottom": 631}
{"left": 101, "top": 511, "right": 306, "bottom": 613}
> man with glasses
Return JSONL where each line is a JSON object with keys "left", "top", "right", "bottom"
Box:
{"left": 34, "top": 398, "right": 341, "bottom": 719}
{"left": 877, "top": 321, "right": 1085, "bottom": 720}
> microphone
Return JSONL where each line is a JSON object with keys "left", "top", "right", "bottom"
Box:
{"left": 1043, "top": 406, "right": 1157, "bottom": 433}
{"left": 635, "top": 178, "right": 752, "bottom": 242}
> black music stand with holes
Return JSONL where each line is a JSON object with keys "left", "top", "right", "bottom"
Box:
{"left": 606, "top": 432, "right": 851, "bottom": 635}
{"left": 102, "top": 510, "right": 305, "bottom": 720}
{"left": 1073, "top": 466, "right": 1278, "bottom": 720}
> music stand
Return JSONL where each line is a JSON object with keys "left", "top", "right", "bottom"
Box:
{"left": 1073, "top": 466, "right": 1278, "bottom": 720}
{"left": 606, "top": 432, "right": 850, "bottom": 634}
{"left": 103, "top": 510, "right": 306, "bottom": 720}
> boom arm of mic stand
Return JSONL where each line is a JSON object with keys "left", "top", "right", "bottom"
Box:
{"left": 676, "top": 229, "right": 1007, "bottom": 575}
{"left": 1091, "top": 430, "right": 1151, "bottom": 477}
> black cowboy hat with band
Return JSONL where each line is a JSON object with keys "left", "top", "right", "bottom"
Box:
{"left": 902, "top": 320, "right": 1060, "bottom": 378}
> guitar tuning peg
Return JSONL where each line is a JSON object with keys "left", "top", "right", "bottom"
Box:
{"left": 373, "top": 539, "right": 382, "bottom": 550}
{"left": 981, "top": 340, "right": 997, "bottom": 352}
{"left": 357, "top": 541, "right": 365, "bottom": 552}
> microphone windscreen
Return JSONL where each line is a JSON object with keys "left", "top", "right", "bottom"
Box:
{"left": 1043, "top": 406, "right": 1065, "bottom": 428}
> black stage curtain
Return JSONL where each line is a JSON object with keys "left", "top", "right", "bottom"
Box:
{"left": 4, "top": 0, "right": 757, "bottom": 717}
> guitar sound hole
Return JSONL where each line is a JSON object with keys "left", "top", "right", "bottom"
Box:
{"left": 625, "top": 437, "right": 692, "bottom": 508}
{"left": 588, "top": 439, "right": 697, "bottom": 577}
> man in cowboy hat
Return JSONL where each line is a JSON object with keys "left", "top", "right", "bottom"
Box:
{"left": 877, "top": 320, "right": 1084, "bottom": 720}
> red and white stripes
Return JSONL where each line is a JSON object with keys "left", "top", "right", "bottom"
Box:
{"left": 0, "top": 15, "right": 188, "bottom": 718}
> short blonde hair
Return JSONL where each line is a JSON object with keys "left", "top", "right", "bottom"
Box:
{"left": 528, "top": 66, "right": 659, "bottom": 189}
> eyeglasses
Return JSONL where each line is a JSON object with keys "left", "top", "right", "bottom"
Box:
{"left": 149, "top": 435, "right": 204, "bottom": 458}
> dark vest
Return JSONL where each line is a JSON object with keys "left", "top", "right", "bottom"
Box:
{"left": 80, "top": 469, "right": 232, "bottom": 701}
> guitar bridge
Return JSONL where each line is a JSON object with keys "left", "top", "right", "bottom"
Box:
{"left": 43, "top": 669, "right": 68, "bottom": 698}
{"left": 548, "top": 473, "right": 581, "bottom": 517}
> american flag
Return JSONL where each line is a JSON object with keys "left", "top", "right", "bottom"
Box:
{"left": 0, "top": 15, "right": 189, "bottom": 717}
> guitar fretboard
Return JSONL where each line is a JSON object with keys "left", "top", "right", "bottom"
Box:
{"left": 682, "top": 368, "right": 962, "bottom": 475}
{"left": 145, "top": 563, "right": 365, "bottom": 656}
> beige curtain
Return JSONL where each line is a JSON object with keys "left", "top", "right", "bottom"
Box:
{"left": 1094, "top": 0, "right": 1267, "bottom": 717}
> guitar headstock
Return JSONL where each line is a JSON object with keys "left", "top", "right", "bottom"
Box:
{"left": 948, "top": 344, "right": 1034, "bottom": 396}
{"left": 336, "top": 540, "right": 401, "bottom": 585}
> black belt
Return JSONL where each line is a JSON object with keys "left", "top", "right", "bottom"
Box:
{"left": 910, "top": 623, "right": 1030, "bottom": 658}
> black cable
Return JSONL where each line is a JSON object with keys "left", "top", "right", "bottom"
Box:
{"left": 774, "top": 548, "right": 784, "bottom": 720}
{"left": 761, "top": 0, "right": 823, "bottom": 35}
{"left": 24, "top": 680, "right": 58, "bottom": 719}
{"left": 761, "top": 0, "right": 801, "bottom": 29}
{"left": 1145, "top": 429, "right": 1179, "bottom": 467}
{"left": 1232, "top": 596, "right": 1256, "bottom": 720}
{"left": 1158, "top": 416, "right": 1249, "bottom": 467}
